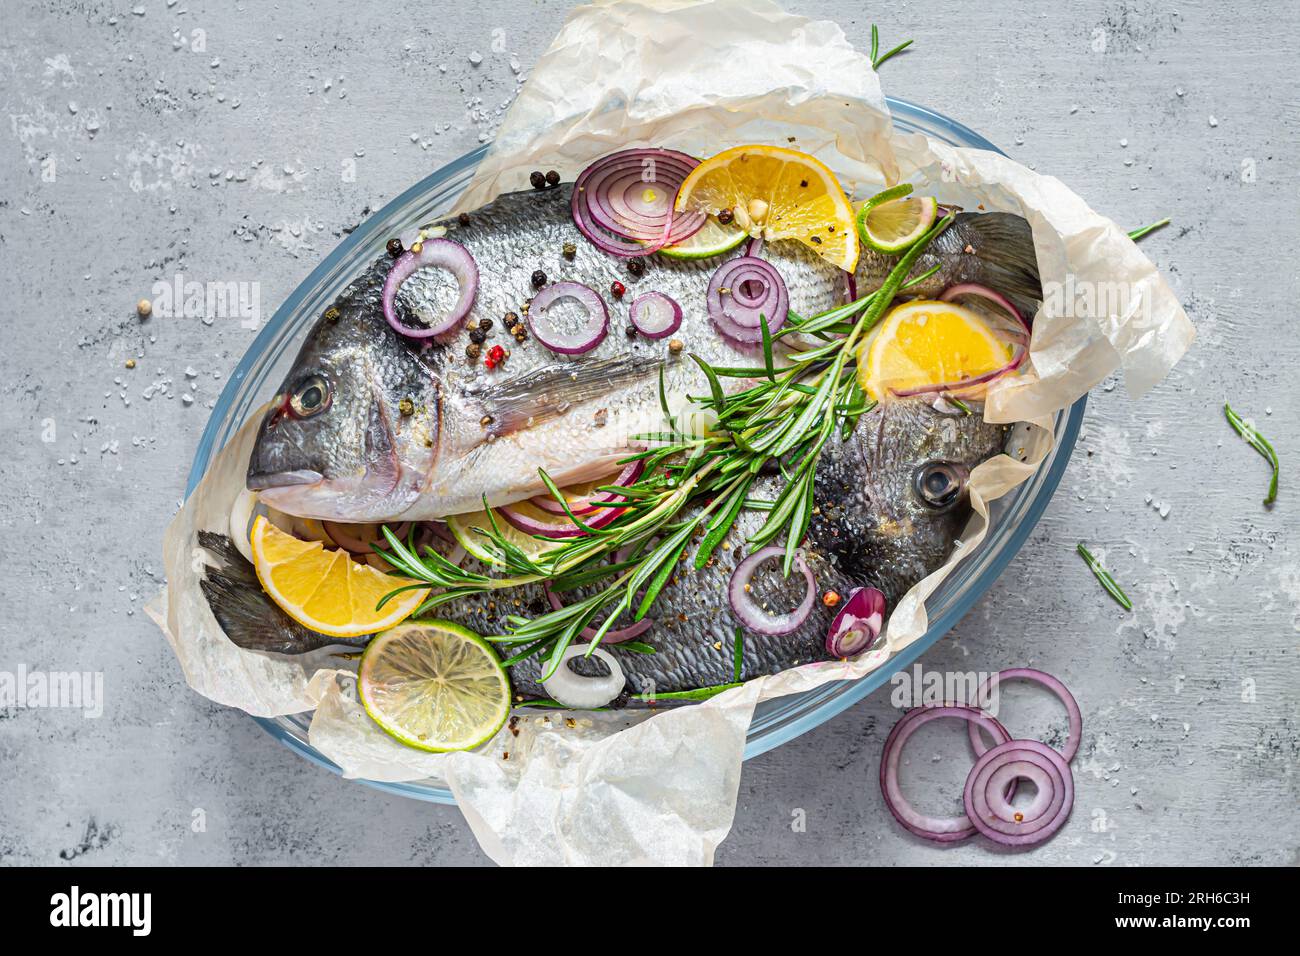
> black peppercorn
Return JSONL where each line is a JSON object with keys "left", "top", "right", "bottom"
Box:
{"left": 529, "top": 170, "right": 546, "bottom": 190}
{"left": 531, "top": 269, "right": 547, "bottom": 288}
{"left": 386, "top": 238, "right": 403, "bottom": 258}
{"left": 504, "top": 311, "right": 519, "bottom": 327}
{"left": 545, "top": 169, "right": 560, "bottom": 187}
{"left": 625, "top": 323, "right": 638, "bottom": 338}
{"left": 717, "top": 208, "right": 734, "bottom": 225}
{"left": 466, "top": 342, "right": 481, "bottom": 360}
{"left": 627, "top": 258, "right": 645, "bottom": 278}
{"left": 479, "top": 318, "right": 493, "bottom": 332}
{"left": 469, "top": 329, "right": 486, "bottom": 345}
{"left": 457, "top": 212, "right": 471, "bottom": 227}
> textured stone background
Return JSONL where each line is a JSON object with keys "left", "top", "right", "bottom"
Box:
{"left": 1, "top": 0, "right": 1296, "bottom": 866}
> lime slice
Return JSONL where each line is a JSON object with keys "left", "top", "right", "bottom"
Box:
{"left": 659, "top": 216, "right": 747, "bottom": 260}
{"left": 855, "top": 187, "right": 938, "bottom": 254}
{"left": 358, "top": 620, "right": 511, "bottom": 753}
{"left": 446, "top": 507, "right": 566, "bottom": 567}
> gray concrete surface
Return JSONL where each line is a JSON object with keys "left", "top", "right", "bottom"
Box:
{"left": 1, "top": 0, "right": 1296, "bottom": 866}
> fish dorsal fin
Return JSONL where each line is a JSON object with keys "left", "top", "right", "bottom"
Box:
{"left": 474, "top": 354, "right": 663, "bottom": 436}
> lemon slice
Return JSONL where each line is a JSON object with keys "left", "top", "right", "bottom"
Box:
{"left": 858, "top": 300, "right": 1015, "bottom": 401}
{"left": 250, "top": 515, "right": 429, "bottom": 637}
{"left": 446, "top": 508, "right": 566, "bottom": 567}
{"left": 856, "top": 188, "right": 938, "bottom": 253}
{"left": 673, "top": 144, "right": 859, "bottom": 271}
{"left": 358, "top": 620, "right": 510, "bottom": 752}
{"left": 659, "top": 215, "right": 748, "bottom": 260}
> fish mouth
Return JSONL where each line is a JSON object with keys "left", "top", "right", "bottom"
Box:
{"left": 247, "top": 468, "right": 324, "bottom": 491}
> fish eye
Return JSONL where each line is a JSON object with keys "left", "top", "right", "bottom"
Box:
{"left": 288, "top": 374, "right": 331, "bottom": 418}
{"left": 914, "top": 460, "right": 969, "bottom": 510}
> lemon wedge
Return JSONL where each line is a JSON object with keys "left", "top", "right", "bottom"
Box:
{"left": 674, "top": 144, "right": 859, "bottom": 271}
{"left": 858, "top": 300, "right": 1015, "bottom": 401}
{"left": 250, "top": 516, "right": 429, "bottom": 637}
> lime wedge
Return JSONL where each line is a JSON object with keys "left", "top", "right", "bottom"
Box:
{"left": 660, "top": 216, "right": 747, "bottom": 260}
{"left": 358, "top": 620, "right": 511, "bottom": 753}
{"left": 855, "top": 188, "right": 938, "bottom": 254}
{"left": 446, "top": 507, "right": 566, "bottom": 567}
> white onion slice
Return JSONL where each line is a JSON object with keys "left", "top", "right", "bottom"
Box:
{"left": 540, "top": 645, "right": 626, "bottom": 709}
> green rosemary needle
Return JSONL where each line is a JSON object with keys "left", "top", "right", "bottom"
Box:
{"left": 1077, "top": 543, "right": 1133, "bottom": 611}
{"left": 1224, "top": 403, "right": 1279, "bottom": 505}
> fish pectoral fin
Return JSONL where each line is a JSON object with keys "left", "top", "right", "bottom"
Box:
{"left": 474, "top": 354, "right": 663, "bottom": 436}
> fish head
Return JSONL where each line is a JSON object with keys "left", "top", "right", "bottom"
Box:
{"left": 810, "top": 398, "right": 1009, "bottom": 600}
{"left": 247, "top": 278, "right": 440, "bottom": 521}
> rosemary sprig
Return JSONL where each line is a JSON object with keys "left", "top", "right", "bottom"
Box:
{"left": 870, "top": 24, "right": 913, "bottom": 71}
{"left": 1127, "top": 218, "right": 1170, "bottom": 242}
{"left": 1076, "top": 543, "right": 1133, "bottom": 610}
{"left": 1224, "top": 403, "right": 1279, "bottom": 505}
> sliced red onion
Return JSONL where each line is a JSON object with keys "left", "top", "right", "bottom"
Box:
{"left": 967, "top": 668, "right": 1083, "bottom": 764}
{"left": 879, "top": 705, "right": 1014, "bottom": 844}
{"left": 706, "top": 256, "right": 788, "bottom": 344}
{"left": 526, "top": 281, "right": 609, "bottom": 355}
{"left": 962, "top": 739, "right": 1074, "bottom": 847}
{"left": 544, "top": 584, "right": 654, "bottom": 645}
{"left": 364, "top": 552, "right": 397, "bottom": 573}
{"left": 497, "top": 502, "right": 627, "bottom": 539}
{"left": 744, "top": 236, "right": 765, "bottom": 258}
{"left": 825, "top": 586, "right": 886, "bottom": 657}
{"left": 541, "top": 644, "right": 626, "bottom": 709}
{"left": 381, "top": 238, "right": 478, "bottom": 339}
{"left": 628, "top": 291, "right": 683, "bottom": 340}
{"left": 322, "top": 520, "right": 412, "bottom": 554}
{"left": 889, "top": 342, "right": 1027, "bottom": 398}
{"left": 939, "top": 282, "right": 1031, "bottom": 334}
{"left": 571, "top": 149, "right": 704, "bottom": 257}
{"left": 530, "top": 460, "right": 646, "bottom": 517}
{"left": 729, "top": 545, "right": 815, "bottom": 635}
{"left": 842, "top": 270, "right": 858, "bottom": 306}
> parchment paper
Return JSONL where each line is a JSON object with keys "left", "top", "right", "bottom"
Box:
{"left": 151, "top": 0, "right": 1193, "bottom": 866}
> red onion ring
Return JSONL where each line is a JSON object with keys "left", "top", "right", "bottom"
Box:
{"left": 526, "top": 281, "right": 609, "bottom": 355}
{"left": 825, "top": 586, "right": 886, "bottom": 657}
{"left": 706, "top": 256, "right": 789, "bottom": 344}
{"left": 322, "top": 521, "right": 412, "bottom": 554}
{"left": 962, "top": 739, "right": 1074, "bottom": 847}
{"left": 879, "top": 706, "right": 1015, "bottom": 844}
{"left": 381, "top": 238, "right": 478, "bottom": 339}
{"left": 530, "top": 460, "right": 646, "bottom": 517}
{"left": 728, "top": 545, "right": 815, "bottom": 635}
{"left": 571, "top": 149, "right": 705, "bottom": 257}
{"left": 543, "top": 583, "right": 654, "bottom": 645}
{"left": 628, "top": 291, "right": 683, "bottom": 339}
{"left": 967, "top": 668, "right": 1083, "bottom": 764}
{"left": 939, "top": 283, "right": 1031, "bottom": 334}
{"left": 497, "top": 502, "right": 627, "bottom": 539}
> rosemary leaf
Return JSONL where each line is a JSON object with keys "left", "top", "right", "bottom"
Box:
{"left": 1224, "top": 403, "right": 1280, "bottom": 505}
{"left": 1076, "top": 543, "right": 1133, "bottom": 611}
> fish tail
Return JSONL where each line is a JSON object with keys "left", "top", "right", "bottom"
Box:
{"left": 196, "top": 531, "right": 368, "bottom": 655}
{"left": 952, "top": 212, "right": 1042, "bottom": 318}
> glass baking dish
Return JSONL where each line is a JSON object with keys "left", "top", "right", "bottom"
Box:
{"left": 186, "top": 97, "right": 1085, "bottom": 804}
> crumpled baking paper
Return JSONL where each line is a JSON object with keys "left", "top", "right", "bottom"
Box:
{"left": 151, "top": 0, "right": 1192, "bottom": 866}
